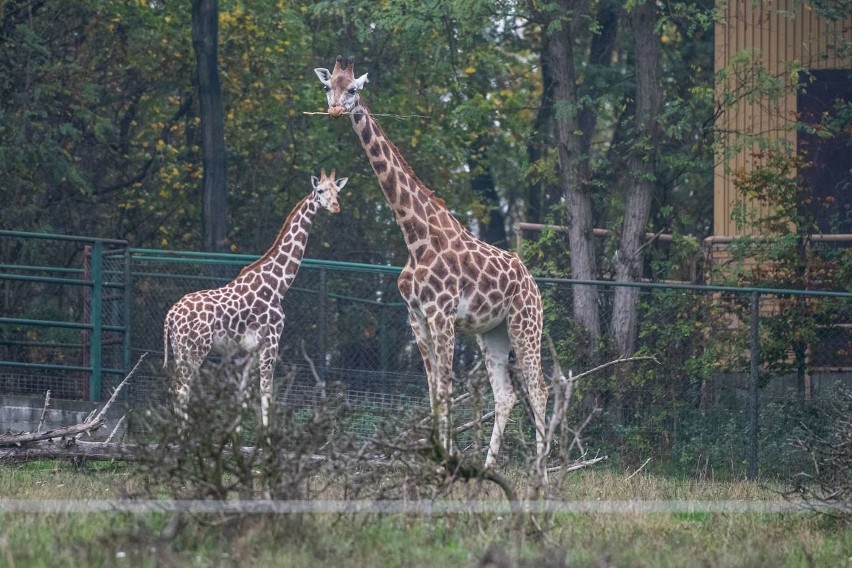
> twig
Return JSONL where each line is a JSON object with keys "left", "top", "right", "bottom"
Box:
{"left": 548, "top": 455, "right": 607, "bottom": 474}
{"left": 302, "top": 111, "right": 430, "bottom": 120}
{"left": 538, "top": 336, "right": 654, "bottom": 480}
{"left": 542, "top": 339, "right": 569, "bottom": 448}
{"left": 36, "top": 390, "right": 51, "bottom": 434}
{"left": 415, "top": 361, "right": 484, "bottom": 427}
{"left": 279, "top": 365, "right": 297, "bottom": 405}
{"left": 105, "top": 413, "right": 128, "bottom": 444}
{"left": 627, "top": 457, "right": 652, "bottom": 481}
{"left": 417, "top": 391, "right": 479, "bottom": 426}
{"left": 412, "top": 410, "right": 496, "bottom": 447}
{"left": 80, "top": 352, "right": 147, "bottom": 438}
{"left": 301, "top": 339, "right": 326, "bottom": 400}
{"left": 373, "top": 112, "right": 430, "bottom": 120}
{"left": 453, "top": 411, "right": 495, "bottom": 435}
{"left": 565, "top": 405, "right": 602, "bottom": 457}
{"left": 569, "top": 354, "right": 660, "bottom": 382}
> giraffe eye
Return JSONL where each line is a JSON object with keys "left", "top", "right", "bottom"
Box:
{"left": 347, "top": 87, "right": 357, "bottom": 95}
{"left": 323, "top": 85, "right": 330, "bottom": 92}
{"left": 317, "top": 188, "right": 325, "bottom": 194}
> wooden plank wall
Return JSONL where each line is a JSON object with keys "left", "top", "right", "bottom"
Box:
{"left": 713, "top": 0, "right": 851, "bottom": 237}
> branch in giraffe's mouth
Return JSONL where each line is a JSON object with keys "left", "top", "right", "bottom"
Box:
{"left": 328, "top": 107, "right": 346, "bottom": 118}
{"left": 301, "top": 111, "right": 349, "bottom": 117}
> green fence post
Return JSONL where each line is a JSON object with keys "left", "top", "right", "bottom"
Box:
{"left": 319, "top": 266, "right": 328, "bottom": 380}
{"left": 748, "top": 291, "right": 760, "bottom": 479}
{"left": 89, "top": 240, "right": 103, "bottom": 402}
{"left": 123, "top": 246, "right": 132, "bottom": 377}
{"left": 379, "top": 303, "right": 389, "bottom": 378}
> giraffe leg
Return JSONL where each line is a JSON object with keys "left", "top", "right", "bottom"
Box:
{"left": 476, "top": 322, "right": 517, "bottom": 468}
{"left": 427, "top": 314, "right": 456, "bottom": 458}
{"left": 408, "top": 311, "right": 437, "bottom": 411}
{"left": 257, "top": 320, "right": 284, "bottom": 430}
{"left": 170, "top": 328, "right": 211, "bottom": 428}
{"left": 172, "top": 350, "right": 204, "bottom": 425}
{"left": 172, "top": 363, "right": 193, "bottom": 422}
{"left": 507, "top": 311, "right": 549, "bottom": 476}
{"left": 258, "top": 342, "right": 278, "bottom": 429}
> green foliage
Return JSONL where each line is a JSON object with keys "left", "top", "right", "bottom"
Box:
{"left": 717, "top": 143, "right": 851, "bottom": 378}
{"left": 2, "top": 0, "right": 716, "bottom": 274}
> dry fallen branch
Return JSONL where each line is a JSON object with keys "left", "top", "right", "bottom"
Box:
{"left": 627, "top": 457, "right": 652, "bottom": 480}
{"left": 552, "top": 454, "right": 607, "bottom": 474}
{"left": 80, "top": 353, "right": 146, "bottom": 438}
{"left": 0, "top": 354, "right": 146, "bottom": 458}
{"left": 0, "top": 440, "right": 355, "bottom": 464}
{"left": 36, "top": 390, "right": 50, "bottom": 433}
{"left": 0, "top": 422, "right": 112, "bottom": 447}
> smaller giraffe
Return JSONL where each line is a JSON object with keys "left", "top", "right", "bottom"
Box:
{"left": 163, "top": 170, "right": 348, "bottom": 427}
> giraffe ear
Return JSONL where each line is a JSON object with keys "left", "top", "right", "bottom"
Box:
{"left": 354, "top": 73, "right": 369, "bottom": 90}
{"left": 314, "top": 68, "right": 331, "bottom": 86}
{"left": 334, "top": 177, "right": 349, "bottom": 190}
{"left": 311, "top": 175, "right": 320, "bottom": 189}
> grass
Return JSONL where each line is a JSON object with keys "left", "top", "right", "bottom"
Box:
{"left": 0, "top": 461, "right": 849, "bottom": 567}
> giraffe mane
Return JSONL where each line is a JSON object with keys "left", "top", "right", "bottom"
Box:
{"left": 237, "top": 193, "right": 313, "bottom": 278}
{"left": 357, "top": 98, "right": 446, "bottom": 208}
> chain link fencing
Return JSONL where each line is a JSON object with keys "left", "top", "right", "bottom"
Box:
{"left": 0, "top": 232, "right": 130, "bottom": 401}
{"left": 2, "top": 234, "right": 851, "bottom": 478}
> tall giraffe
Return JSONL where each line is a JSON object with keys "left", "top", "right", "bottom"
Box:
{"left": 315, "top": 56, "right": 548, "bottom": 469}
{"left": 163, "top": 169, "right": 348, "bottom": 427}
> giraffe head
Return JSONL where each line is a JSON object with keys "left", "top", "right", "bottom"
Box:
{"left": 314, "top": 55, "right": 369, "bottom": 118}
{"left": 310, "top": 168, "right": 347, "bottom": 214}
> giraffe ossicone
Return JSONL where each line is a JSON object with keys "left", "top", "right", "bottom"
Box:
{"left": 163, "top": 170, "right": 348, "bottom": 428}
{"left": 315, "top": 56, "right": 549, "bottom": 473}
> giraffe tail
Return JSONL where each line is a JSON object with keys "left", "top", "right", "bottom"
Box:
{"left": 162, "top": 312, "right": 170, "bottom": 369}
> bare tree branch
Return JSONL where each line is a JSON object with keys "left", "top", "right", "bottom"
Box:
{"left": 1, "top": 354, "right": 145, "bottom": 450}
{"left": 36, "top": 390, "right": 50, "bottom": 434}
{"left": 301, "top": 339, "right": 326, "bottom": 400}
{"left": 105, "top": 414, "right": 128, "bottom": 444}
{"left": 627, "top": 457, "right": 652, "bottom": 480}
{"left": 82, "top": 353, "right": 146, "bottom": 436}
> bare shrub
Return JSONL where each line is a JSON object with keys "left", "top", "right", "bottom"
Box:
{"left": 786, "top": 385, "right": 852, "bottom": 521}
{"left": 133, "top": 354, "right": 356, "bottom": 501}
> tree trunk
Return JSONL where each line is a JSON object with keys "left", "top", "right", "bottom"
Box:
{"left": 191, "top": 0, "right": 228, "bottom": 252}
{"left": 525, "top": 41, "right": 555, "bottom": 225}
{"left": 611, "top": 0, "right": 662, "bottom": 356}
{"left": 544, "top": 0, "right": 601, "bottom": 346}
{"left": 577, "top": 0, "right": 619, "bottom": 161}
{"left": 469, "top": 135, "right": 509, "bottom": 248}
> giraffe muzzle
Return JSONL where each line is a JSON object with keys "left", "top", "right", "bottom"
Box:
{"left": 328, "top": 106, "right": 346, "bottom": 118}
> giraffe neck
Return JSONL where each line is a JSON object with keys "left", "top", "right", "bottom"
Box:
{"left": 238, "top": 194, "right": 319, "bottom": 296}
{"left": 349, "top": 100, "right": 467, "bottom": 257}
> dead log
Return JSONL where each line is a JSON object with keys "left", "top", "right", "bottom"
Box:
{"left": 0, "top": 440, "right": 135, "bottom": 462}
{"left": 0, "top": 421, "right": 106, "bottom": 446}
{"left": 0, "top": 354, "right": 144, "bottom": 457}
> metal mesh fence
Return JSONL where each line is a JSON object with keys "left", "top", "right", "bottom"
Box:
{"left": 128, "top": 251, "right": 434, "bottom": 435}
{"left": 2, "top": 237, "right": 851, "bottom": 477}
{"left": 0, "top": 232, "right": 129, "bottom": 401}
